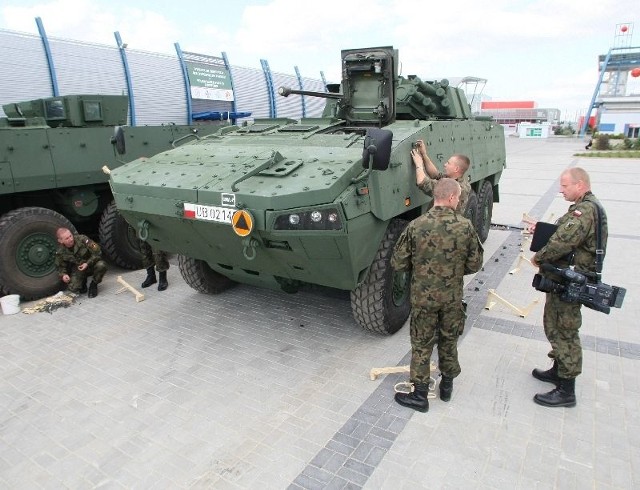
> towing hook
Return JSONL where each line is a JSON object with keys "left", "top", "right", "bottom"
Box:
{"left": 242, "top": 237, "right": 259, "bottom": 261}
{"left": 137, "top": 219, "right": 150, "bottom": 241}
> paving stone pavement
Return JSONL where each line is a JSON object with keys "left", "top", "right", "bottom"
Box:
{"left": 1, "top": 137, "right": 638, "bottom": 489}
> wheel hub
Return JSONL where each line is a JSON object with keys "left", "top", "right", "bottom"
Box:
{"left": 17, "top": 233, "right": 57, "bottom": 277}
{"left": 392, "top": 270, "right": 410, "bottom": 306}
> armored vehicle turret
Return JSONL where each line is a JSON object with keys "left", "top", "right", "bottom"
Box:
{"left": 0, "top": 94, "right": 218, "bottom": 300}
{"left": 110, "top": 47, "right": 506, "bottom": 334}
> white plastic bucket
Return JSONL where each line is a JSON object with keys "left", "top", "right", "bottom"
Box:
{"left": 0, "top": 294, "right": 20, "bottom": 315}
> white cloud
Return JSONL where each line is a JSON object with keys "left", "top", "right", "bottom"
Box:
{"left": 3, "top": 0, "right": 115, "bottom": 41}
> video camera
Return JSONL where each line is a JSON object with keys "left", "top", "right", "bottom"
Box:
{"left": 532, "top": 264, "right": 626, "bottom": 314}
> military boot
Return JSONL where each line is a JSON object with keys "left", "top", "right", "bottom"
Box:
{"left": 79, "top": 279, "right": 88, "bottom": 294}
{"left": 533, "top": 378, "right": 576, "bottom": 408}
{"left": 88, "top": 281, "right": 98, "bottom": 298}
{"left": 439, "top": 375, "right": 453, "bottom": 402}
{"left": 532, "top": 360, "right": 560, "bottom": 385}
{"left": 158, "top": 271, "right": 168, "bottom": 291}
{"left": 394, "top": 384, "right": 429, "bottom": 412}
{"left": 141, "top": 267, "right": 157, "bottom": 288}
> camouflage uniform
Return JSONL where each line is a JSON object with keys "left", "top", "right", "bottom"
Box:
{"left": 392, "top": 206, "right": 483, "bottom": 386}
{"left": 55, "top": 234, "right": 107, "bottom": 292}
{"left": 533, "top": 192, "right": 607, "bottom": 379}
{"left": 139, "top": 240, "right": 169, "bottom": 272}
{"left": 418, "top": 172, "right": 471, "bottom": 215}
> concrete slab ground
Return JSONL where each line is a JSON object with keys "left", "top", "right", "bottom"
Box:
{"left": 1, "top": 137, "right": 638, "bottom": 489}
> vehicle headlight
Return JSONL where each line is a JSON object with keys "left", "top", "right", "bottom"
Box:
{"left": 289, "top": 214, "right": 300, "bottom": 225}
{"left": 274, "top": 208, "right": 343, "bottom": 230}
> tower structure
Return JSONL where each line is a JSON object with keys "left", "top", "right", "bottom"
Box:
{"left": 580, "top": 22, "right": 640, "bottom": 137}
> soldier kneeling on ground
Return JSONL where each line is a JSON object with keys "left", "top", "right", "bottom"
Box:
{"left": 55, "top": 227, "right": 107, "bottom": 298}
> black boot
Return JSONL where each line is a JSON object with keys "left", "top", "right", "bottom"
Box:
{"left": 141, "top": 267, "right": 157, "bottom": 288}
{"left": 79, "top": 280, "right": 88, "bottom": 294}
{"left": 394, "top": 384, "right": 429, "bottom": 412}
{"left": 158, "top": 271, "right": 168, "bottom": 291}
{"left": 533, "top": 378, "right": 576, "bottom": 407}
{"left": 532, "top": 360, "right": 560, "bottom": 385}
{"left": 439, "top": 375, "right": 453, "bottom": 402}
{"left": 88, "top": 281, "right": 98, "bottom": 298}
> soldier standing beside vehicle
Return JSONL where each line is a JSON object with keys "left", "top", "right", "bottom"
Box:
{"left": 530, "top": 167, "right": 607, "bottom": 408}
{"left": 391, "top": 178, "right": 483, "bottom": 412}
{"left": 411, "top": 139, "right": 471, "bottom": 213}
{"left": 139, "top": 241, "right": 169, "bottom": 291}
{"left": 55, "top": 227, "right": 107, "bottom": 298}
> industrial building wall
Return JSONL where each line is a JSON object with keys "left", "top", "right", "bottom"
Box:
{"left": 0, "top": 29, "right": 52, "bottom": 104}
{"left": 0, "top": 28, "right": 330, "bottom": 124}
{"left": 598, "top": 112, "right": 640, "bottom": 136}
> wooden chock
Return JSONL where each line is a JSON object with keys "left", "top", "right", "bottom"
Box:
{"left": 523, "top": 211, "right": 555, "bottom": 227}
{"left": 369, "top": 365, "right": 409, "bottom": 381}
{"left": 369, "top": 361, "right": 436, "bottom": 381}
{"left": 509, "top": 253, "right": 535, "bottom": 275}
{"left": 116, "top": 275, "right": 145, "bottom": 302}
{"left": 484, "top": 289, "right": 538, "bottom": 318}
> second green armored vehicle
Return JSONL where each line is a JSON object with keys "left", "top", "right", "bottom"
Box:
{"left": 0, "top": 94, "right": 219, "bottom": 300}
{"left": 110, "top": 47, "right": 506, "bottom": 334}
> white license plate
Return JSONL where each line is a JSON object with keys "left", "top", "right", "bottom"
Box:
{"left": 192, "top": 204, "right": 234, "bottom": 224}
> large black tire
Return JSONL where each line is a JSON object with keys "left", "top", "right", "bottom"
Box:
{"left": 465, "top": 190, "right": 479, "bottom": 233}
{"left": 350, "top": 219, "right": 411, "bottom": 335}
{"left": 178, "top": 255, "right": 237, "bottom": 294}
{"left": 0, "top": 207, "right": 77, "bottom": 300}
{"left": 475, "top": 180, "right": 494, "bottom": 243}
{"left": 98, "top": 201, "right": 143, "bottom": 269}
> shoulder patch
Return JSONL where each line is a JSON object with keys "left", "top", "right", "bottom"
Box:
{"left": 84, "top": 238, "right": 99, "bottom": 251}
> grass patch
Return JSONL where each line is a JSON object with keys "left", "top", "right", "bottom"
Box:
{"left": 574, "top": 150, "right": 640, "bottom": 158}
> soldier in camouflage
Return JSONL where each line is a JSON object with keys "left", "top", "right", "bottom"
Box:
{"left": 55, "top": 227, "right": 107, "bottom": 298}
{"left": 530, "top": 167, "right": 607, "bottom": 408}
{"left": 139, "top": 240, "right": 170, "bottom": 291}
{"left": 411, "top": 139, "right": 472, "bottom": 214}
{"left": 391, "top": 178, "right": 483, "bottom": 412}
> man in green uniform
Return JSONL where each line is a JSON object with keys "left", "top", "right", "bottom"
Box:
{"left": 139, "top": 241, "right": 169, "bottom": 291}
{"left": 411, "top": 139, "right": 472, "bottom": 214}
{"left": 391, "top": 178, "right": 483, "bottom": 412}
{"left": 55, "top": 227, "right": 107, "bottom": 298}
{"left": 531, "top": 167, "right": 607, "bottom": 408}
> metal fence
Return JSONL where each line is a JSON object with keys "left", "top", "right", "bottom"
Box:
{"left": 0, "top": 26, "right": 328, "bottom": 125}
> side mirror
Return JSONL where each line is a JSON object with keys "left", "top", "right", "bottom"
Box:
{"left": 362, "top": 128, "right": 393, "bottom": 170}
{"left": 111, "top": 126, "right": 126, "bottom": 155}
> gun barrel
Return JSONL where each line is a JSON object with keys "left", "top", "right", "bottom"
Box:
{"left": 278, "top": 86, "right": 343, "bottom": 100}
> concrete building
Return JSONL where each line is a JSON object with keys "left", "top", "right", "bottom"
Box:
{"left": 478, "top": 100, "right": 560, "bottom": 126}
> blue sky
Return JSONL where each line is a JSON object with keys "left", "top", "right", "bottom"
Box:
{"left": 1, "top": 0, "right": 638, "bottom": 122}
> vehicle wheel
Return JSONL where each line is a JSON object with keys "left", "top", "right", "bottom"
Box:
{"left": 178, "top": 255, "right": 237, "bottom": 294}
{"left": 350, "top": 219, "right": 411, "bottom": 335}
{"left": 475, "top": 180, "right": 494, "bottom": 243}
{"left": 98, "top": 201, "right": 143, "bottom": 269}
{"left": 465, "top": 190, "right": 479, "bottom": 232}
{"left": 0, "top": 207, "right": 77, "bottom": 300}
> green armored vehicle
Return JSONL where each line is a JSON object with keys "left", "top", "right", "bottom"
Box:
{"left": 110, "top": 46, "right": 506, "bottom": 334}
{"left": 0, "top": 94, "right": 218, "bottom": 300}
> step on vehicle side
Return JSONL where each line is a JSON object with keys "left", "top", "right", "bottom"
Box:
{"left": 110, "top": 47, "right": 507, "bottom": 335}
{"left": 0, "top": 94, "right": 219, "bottom": 300}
